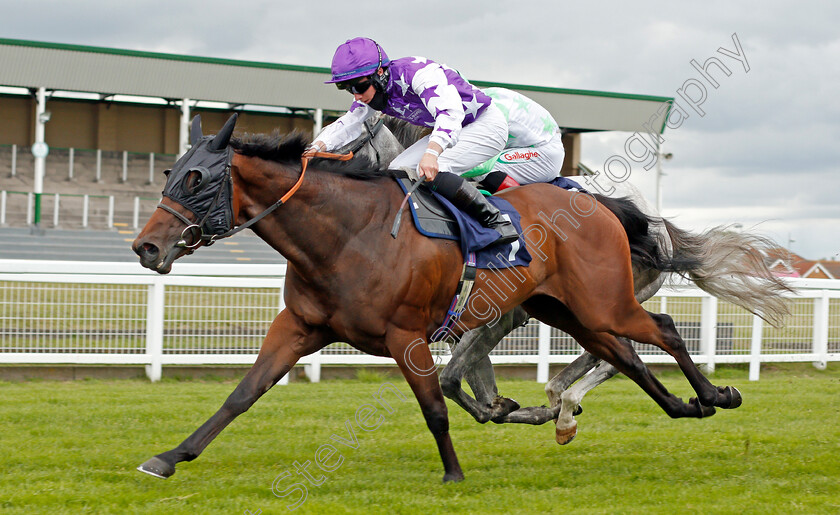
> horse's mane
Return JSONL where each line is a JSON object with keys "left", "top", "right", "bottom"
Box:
{"left": 382, "top": 116, "right": 430, "bottom": 148}
{"left": 230, "top": 130, "right": 388, "bottom": 180}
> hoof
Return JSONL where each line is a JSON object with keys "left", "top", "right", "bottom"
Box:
{"left": 690, "top": 397, "right": 717, "bottom": 418}
{"left": 137, "top": 456, "right": 175, "bottom": 479}
{"left": 555, "top": 421, "right": 577, "bottom": 445}
{"left": 573, "top": 404, "right": 583, "bottom": 416}
{"left": 489, "top": 396, "right": 520, "bottom": 423}
{"left": 443, "top": 471, "right": 465, "bottom": 483}
{"left": 723, "top": 386, "right": 742, "bottom": 409}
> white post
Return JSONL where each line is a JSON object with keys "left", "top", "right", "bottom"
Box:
{"left": 33, "top": 87, "right": 46, "bottom": 196}
{"left": 148, "top": 153, "right": 155, "bottom": 184}
{"left": 133, "top": 196, "right": 140, "bottom": 229}
{"left": 107, "top": 196, "right": 114, "bottom": 228}
{"left": 53, "top": 193, "right": 60, "bottom": 227}
{"left": 749, "top": 314, "right": 763, "bottom": 381}
{"left": 813, "top": 292, "right": 829, "bottom": 370}
{"left": 33, "top": 87, "right": 48, "bottom": 227}
{"left": 121, "top": 151, "right": 128, "bottom": 183}
{"left": 145, "top": 280, "right": 165, "bottom": 382}
{"left": 0, "top": 191, "right": 6, "bottom": 225}
{"left": 700, "top": 296, "right": 718, "bottom": 373}
{"left": 10, "top": 144, "right": 16, "bottom": 177}
{"left": 537, "top": 321, "right": 551, "bottom": 382}
{"left": 276, "top": 284, "right": 290, "bottom": 385}
{"left": 95, "top": 149, "right": 102, "bottom": 182}
{"left": 179, "top": 98, "right": 191, "bottom": 158}
{"left": 26, "top": 192, "right": 33, "bottom": 225}
{"left": 305, "top": 351, "right": 322, "bottom": 383}
{"left": 313, "top": 108, "right": 323, "bottom": 138}
{"left": 68, "top": 147, "right": 74, "bottom": 180}
{"left": 82, "top": 194, "right": 89, "bottom": 228}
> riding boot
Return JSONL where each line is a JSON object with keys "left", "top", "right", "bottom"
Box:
{"left": 431, "top": 173, "right": 519, "bottom": 245}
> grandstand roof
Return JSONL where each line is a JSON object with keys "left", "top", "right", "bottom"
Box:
{"left": 0, "top": 37, "right": 673, "bottom": 133}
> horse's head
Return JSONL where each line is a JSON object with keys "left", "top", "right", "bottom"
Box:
{"left": 133, "top": 113, "right": 238, "bottom": 274}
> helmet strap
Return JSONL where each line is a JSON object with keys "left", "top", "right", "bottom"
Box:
{"left": 371, "top": 67, "right": 390, "bottom": 93}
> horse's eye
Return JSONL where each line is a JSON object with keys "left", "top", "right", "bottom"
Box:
{"left": 184, "top": 168, "right": 207, "bottom": 195}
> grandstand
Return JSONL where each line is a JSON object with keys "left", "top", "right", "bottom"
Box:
{"left": 0, "top": 37, "right": 674, "bottom": 261}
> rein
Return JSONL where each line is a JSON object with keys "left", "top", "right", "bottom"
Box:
{"left": 161, "top": 150, "right": 353, "bottom": 249}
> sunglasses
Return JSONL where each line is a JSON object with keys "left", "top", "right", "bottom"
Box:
{"left": 337, "top": 78, "right": 373, "bottom": 95}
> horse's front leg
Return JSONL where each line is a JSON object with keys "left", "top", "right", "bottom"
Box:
{"left": 551, "top": 358, "right": 619, "bottom": 444}
{"left": 137, "top": 309, "right": 328, "bottom": 479}
{"left": 390, "top": 328, "right": 464, "bottom": 483}
{"left": 440, "top": 307, "right": 529, "bottom": 423}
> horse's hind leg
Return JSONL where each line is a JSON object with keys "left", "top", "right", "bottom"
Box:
{"left": 524, "top": 297, "right": 715, "bottom": 421}
{"left": 646, "top": 311, "right": 742, "bottom": 409}
{"left": 488, "top": 351, "right": 602, "bottom": 426}
{"left": 440, "top": 308, "right": 528, "bottom": 423}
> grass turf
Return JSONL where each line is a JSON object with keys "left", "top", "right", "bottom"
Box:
{"left": 1, "top": 364, "right": 838, "bottom": 514}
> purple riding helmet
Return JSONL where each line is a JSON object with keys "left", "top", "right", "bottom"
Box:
{"left": 325, "top": 37, "right": 390, "bottom": 84}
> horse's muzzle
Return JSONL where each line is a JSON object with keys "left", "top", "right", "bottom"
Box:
{"left": 133, "top": 239, "right": 175, "bottom": 274}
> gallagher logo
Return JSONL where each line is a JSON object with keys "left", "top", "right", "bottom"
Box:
{"left": 499, "top": 150, "right": 540, "bottom": 163}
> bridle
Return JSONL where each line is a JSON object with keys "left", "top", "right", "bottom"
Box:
{"left": 157, "top": 151, "right": 353, "bottom": 250}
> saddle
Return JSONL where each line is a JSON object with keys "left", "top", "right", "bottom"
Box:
{"left": 393, "top": 170, "right": 460, "bottom": 240}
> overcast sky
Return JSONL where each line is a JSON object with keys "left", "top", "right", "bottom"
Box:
{"left": 2, "top": 1, "right": 838, "bottom": 258}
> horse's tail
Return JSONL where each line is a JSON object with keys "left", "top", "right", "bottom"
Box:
{"left": 593, "top": 194, "right": 685, "bottom": 272}
{"left": 594, "top": 194, "right": 791, "bottom": 327}
{"left": 661, "top": 220, "right": 791, "bottom": 326}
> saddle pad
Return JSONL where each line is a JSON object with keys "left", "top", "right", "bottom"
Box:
{"left": 393, "top": 172, "right": 531, "bottom": 269}
{"left": 394, "top": 172, "right": 460, "bottom": 240}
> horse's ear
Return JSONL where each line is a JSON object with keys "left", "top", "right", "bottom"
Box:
{"left": 189, "top": 115, "right": 203, "bottom": 146}
{"left": 210, "top": 113, "right": 238, "bottom": 150}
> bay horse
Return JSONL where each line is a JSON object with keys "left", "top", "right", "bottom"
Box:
{"left": 133, "top": 114, "right": 747, "bottom": 482}
{"left": 359, "top": 118, "right": 790, "bottom": 443}
{"left": 439, "top": 178, "right": 790, "bottom": 442}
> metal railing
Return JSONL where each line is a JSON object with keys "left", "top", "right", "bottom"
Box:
{"left": 0, "top": 259, "right": 837, "bottom": 382}
{"left": 0, "top": 190, "right": 159, "bottom": 229}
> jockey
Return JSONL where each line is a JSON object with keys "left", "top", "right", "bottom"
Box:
{"left": 307, "top": 37, "right": 518, "bottom": 245}
{"left": 467, "top": 87, "right": 565, "bottom": 194}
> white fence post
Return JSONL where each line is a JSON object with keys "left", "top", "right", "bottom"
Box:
{"left": 68, "top": 148, "right": 74, "bottom": 180}
{"left": 133, "top": 196, "right": 140, "bottom": 229}
{"left": 82, "top": 195, "right": 89, "bottom": 228}
{"left": 813, "top": 292, "right": 829, "bottom": 370}
{"left": 148, "top": 153, "right": 155, "bottom": 184}
{"left": 276, "top": 285, "right": 290, "bottom": 385}
{"left": 700, "top": 295, "right": 718, "bottom": 373}
{"left": 95, "top": 149, "right": 102, "bottom": 183}
{"left": 0, "top": 191, "right": 6, "bottom": 225}
{"left": 107, "top": 196, "right": 114, "bottom": 228}
{"left": 537, "top": 321, "right": 551, "bottom": 382}
{"left": 305, "top": 351, "right": 322, "bottom": 383}
{"left": 10, "top": 144, "right": 17, "bottom": 177}
{"left": 145, "top": 280, "right": 165, "bottom": 382}
{"left": 121, "top": 151, "right": 128, "bottom": 183}
{"left": 749, "top": 314, "right": 764, "bottom": 381}
{"left": 26, "top": 192, "right": 33, "bottom": 226}
{"left": 53, "top": 193, "right": 60, "bottom": 227}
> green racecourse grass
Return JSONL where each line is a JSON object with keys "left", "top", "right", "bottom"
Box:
{"left": 1, "top": 365, "right": 838, "bottom": 514}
